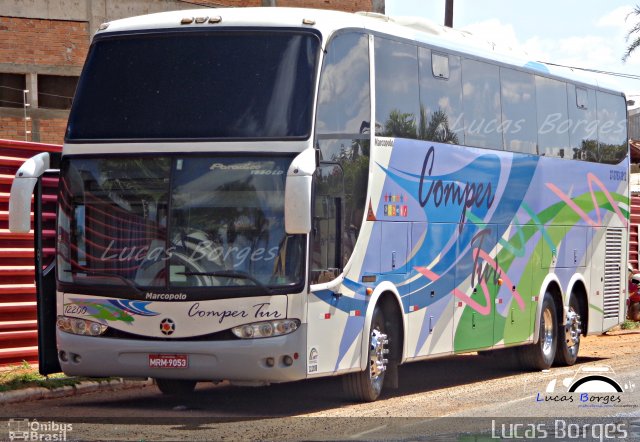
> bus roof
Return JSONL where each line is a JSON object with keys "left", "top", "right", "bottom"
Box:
{"left": 98, "top": 7, "right": 623, "bottom": 95}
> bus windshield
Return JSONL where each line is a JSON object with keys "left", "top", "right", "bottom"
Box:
{"left": 66, "top": 30, "right": 320, "bottom": 141}
{"left": 57, "top": 156, "right": 304, "bottom": 295}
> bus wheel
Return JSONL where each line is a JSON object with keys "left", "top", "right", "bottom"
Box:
{"left": 554, "top": 295, "right": 581, "bottom": 366}
{"left": 342, "top": 306, "right": 389, "bottom": 402}
{"left": 155, "top": 379, "right": 197, "bottom": 396}
{"left": 518, "top": 293, "right": 557, "bottom": 370}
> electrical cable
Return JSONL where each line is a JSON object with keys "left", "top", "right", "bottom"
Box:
{"left": 539, "top": 61, "right": 640, "bottom": 81}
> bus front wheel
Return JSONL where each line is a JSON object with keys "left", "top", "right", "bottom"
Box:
{"left": 518, "top": 293, "right": 557, "bottom": 370}
{"left": 155, "top": 378, "right": 197, "bottom": 396}
{"left": 342, "top": 306, "right": 388, "bottom": 402}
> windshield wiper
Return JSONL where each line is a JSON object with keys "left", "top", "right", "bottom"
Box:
{"left": 177, "top": 270, "right": 274, "bottom": 295}
{"left": 64, "top": 269, "right": 144, "bottom": 294}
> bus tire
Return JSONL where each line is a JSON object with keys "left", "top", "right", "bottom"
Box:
{"left": 518, "top": 293, "right": 557, "bottom": 370}
{"left": 342, "top": 305, "right": 388, "bottom": 402}
{"left": 155, "top": 378, "right": 197, "bottom": 396}
{"left": 554, "top": 294, "right": 581, "bottom": 366}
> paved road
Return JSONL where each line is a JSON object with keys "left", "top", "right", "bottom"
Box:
{"left": 2, "top": 330, "right": 640, "bottom": 441}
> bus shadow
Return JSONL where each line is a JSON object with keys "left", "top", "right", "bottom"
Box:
{"left": 65, "top": 352, "right": 608, "bottom": 420}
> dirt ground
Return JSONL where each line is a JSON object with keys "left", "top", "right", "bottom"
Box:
{"left": 2, "top": 326, "right": 639, "bottom": 441}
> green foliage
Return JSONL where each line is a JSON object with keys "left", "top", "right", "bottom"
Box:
{"left": 623, "top": 5, "right": 640, "bottom": 62}
{"left": 419, "top": 107, "right": 460, "bottom": 144}
{"left": 384, "top": 110, "right": 417, "bottom": 138}
{"left": 383, "top": 106, "right": 459, "bottom": 144}
{"left": 621, "top": 320, "right": 640, "bottom": 330}
{"left": 0, "top": 361, "right": 111, "bottom": 392}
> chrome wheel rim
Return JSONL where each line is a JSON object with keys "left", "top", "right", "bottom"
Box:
{"left": 564, "top": 307, "right": 582, "bottom": 353}
{"left": 542, "top": 307, "right": 554, "bottom": 357}
{"left": 369, "top": 327, "right": 388, "bottom": 394}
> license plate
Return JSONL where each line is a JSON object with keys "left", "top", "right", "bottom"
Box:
{"left": 148, "top": 354, "right": 188, "bottom": 368}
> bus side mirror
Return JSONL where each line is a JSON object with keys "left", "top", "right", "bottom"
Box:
{"left": 285, "top": 149, "right": 315, "bottom": 235}
{"left": 9, "top": 152, "right": 50, "bottom": 233}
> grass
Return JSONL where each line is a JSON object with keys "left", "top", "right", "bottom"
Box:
{"left": 0, "top": 361, "right": 110, "bottom": 392}
{"left": 621, "top": 320, "right": 640, "bottom": 330}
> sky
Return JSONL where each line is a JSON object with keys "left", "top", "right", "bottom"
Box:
{"left": 385, "top": 0, "right": 640, "bottom": 107}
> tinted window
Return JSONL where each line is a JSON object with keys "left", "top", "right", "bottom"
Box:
{"left": 316, "top": 33, "right": 370, "bottom": 137}
{"left": 58, "top": 156, "right": 304, "bottom": 292}
{"left": 315, "top": 32, "right": 371, "bottom": 275}
{"left": 568, "top": 85, "right": 598, "bottom": 161}
{"left": 316, "top": 138, "right": 370, "bottom": 247}
{"left": 462, "top": 59, "right": 502, "bottom": 148}
{"left": 67, "top": 31, "right": 320, "bottom": 141}
{"left": 311, "top": 163, "right": 344, "bottom": 284}
{"left": 500, "top": 68, "right": 537, "bottom": 154}
{"left": 419, "top": 48, "right": 463, "bottom": 144}
{"left": 597, "top": 91, "right": 627, "bottom": 164}
{"left": 375, "top": 37, "right": 420, "bottom": 138}
{"left": 536, "top": 76, "right": 570, "bottom": 158}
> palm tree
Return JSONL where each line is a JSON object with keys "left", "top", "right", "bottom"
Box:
{"left": 418, "top": 107, "right": 459, "bottom": 144}
{"left": 623, "top": 5, "right": 640, "bottom": 62}
{"left": 383, "top": 110, "right": 417, "bottom": 138}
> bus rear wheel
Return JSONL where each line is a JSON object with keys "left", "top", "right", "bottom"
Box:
{"left": 518, "top": 293, "right": 557, "bottom": 370}
{"left": 155, "top": 378, "right": 197, "bottom": 396}
{"left": 343, "top": 306, "right": 389, "bottom": 402}
{"left": 554, "top": 294, "right": 582, "bottom": 366}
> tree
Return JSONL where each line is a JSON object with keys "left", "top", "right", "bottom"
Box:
{"left": 623, "top": 5, "right": 640, "bottom": 62}
{"left": 383, "top": 110, "right": 417, "bottom": 138}
{"left": 418, "top": 107, "right": 459, "bottom": 144}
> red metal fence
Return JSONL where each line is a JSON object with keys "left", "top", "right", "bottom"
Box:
{"left": 0, "top": 139, "right": 60, "bottom": 367}
{"left": 631, "top": 195, "right": 640, "bottom": 273}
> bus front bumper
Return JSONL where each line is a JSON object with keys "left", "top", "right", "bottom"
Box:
{"left": 56, "top": 325, "right": 308, "bottom": 383}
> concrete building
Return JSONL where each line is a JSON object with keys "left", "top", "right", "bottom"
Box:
{"left": 0, "top": 0, "right": 385, "bottom": 145}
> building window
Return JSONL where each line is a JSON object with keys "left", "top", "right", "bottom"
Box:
{"left": 38, "top": 75, "right": 78, "bottom": 110}
{"left": 0, "top": 73, "right": 26, "bottom": 108}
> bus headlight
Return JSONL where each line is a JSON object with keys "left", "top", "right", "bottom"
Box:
{"left": 232, "top": 319, "right": 300, "bottom": 339}
{"left": 57, "top": 316, "right": 108, "bottom": 336}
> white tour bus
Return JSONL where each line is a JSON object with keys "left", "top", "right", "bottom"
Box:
{"left": 10, "top": 7, "right": 629, "bottom": 401}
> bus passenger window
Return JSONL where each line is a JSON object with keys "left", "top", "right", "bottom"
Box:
{"left": 568, "top": 85, "right": 598, "bottom": 161}
{"left": 535, "top": 76, "right": 570, "bottom": 158}
{"left": 418, "top": 48, "right": 463, "bottom": 144}
{"left": 597, "top": 91, "right": 627, "bottom": 164}
{"left": 375, "top": 37, "right": 420, "bottom": 138}
{"left": 461, "top": 58, "right": 502, "bottom": 149}
{"left": 314, "top": 31, "right": 371, "bottom": 280}
{"left": 316, "top": 33, "right": 370, "bottom": 137}
{"left": 500, "top": 68, "right": 537, "bottom": 154}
